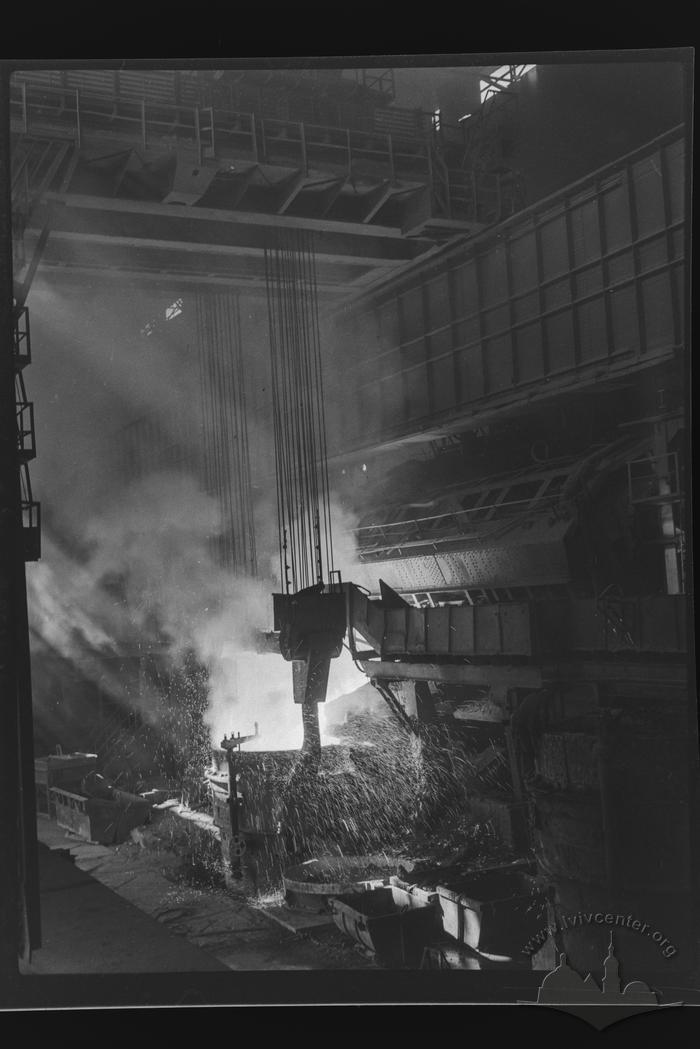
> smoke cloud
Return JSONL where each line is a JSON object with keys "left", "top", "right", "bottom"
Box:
{"left": 25, "top": 277, "right": 370, "bottom": 765}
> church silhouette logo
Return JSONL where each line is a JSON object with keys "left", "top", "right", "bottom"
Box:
{"left": 524, "top": 933, "right": 682, "bottom": 1029}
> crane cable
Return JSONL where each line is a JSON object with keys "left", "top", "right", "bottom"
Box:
{"left": 195, "top": 291, "right": 257, "bottom": 577}
{"left": 265, "top": 229, "right": 334, "bottom": 594}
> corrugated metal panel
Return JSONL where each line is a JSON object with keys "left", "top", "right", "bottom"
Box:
{"left": 366, "top": 518, "right": 572, "bottom": 592}
{"left": 373, "top": 106, "right": 429, "bottom": 137}
{"left": 177, "top": 73, "right": 203, "bottom": 106}
{"left": 13, "top": 70, "right": 65, "bottom": 90}
{"left": 117, "top": 70, "right": 179, "bottom": 105}
{"left": 64, "top": 70, "right": 116, "bottom": 95}
{"left": 14, "top": 69, "right": 205, "bottom": 109}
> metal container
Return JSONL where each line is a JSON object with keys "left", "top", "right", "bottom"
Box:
{"left": 329, "top": 883, "right": 440, "bottom": 966}
{"left": 50, "top": 786, "right": 150, "bottom": 845}
{"left": 35, "top": 753, "right": 97, "bottom": 817}
{"left": 283, "top": 856, "right": 402, "bottom": 912}
{"left": 437, "top": 867, "right": 544, "bottom": 956}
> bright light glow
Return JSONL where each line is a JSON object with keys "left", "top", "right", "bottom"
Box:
{"left": 165, "top": 298, "right": 183, "bottom": 321}
{"left": 480, "top": 64, "right": 536, "bottom": 105}
{"left": 141, "top": 297, "right": 183, "bottom": 336}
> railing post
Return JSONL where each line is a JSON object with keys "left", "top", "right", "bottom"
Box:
{"left": 21, "top": 81, "right": 28, "bottom": 134}
{"left": 251, "top": 112, "right": 258, "bottom": 161}
{"left": 194, "top": 106, "right": 202, "bottom": 166}
{"left": 299, "top": 121, "right": 307, "bottom": 175}
{"left": 346, "top": 128, "right": 352, "bottom": 176}
{"left": 74, "top": 88, "right": 81, "bottom": 148}
{"left": 140, "top": 99, "right": 147, "bottom": 150}
{"left": 207, "top": 106, "right": 215, "bottom": 157}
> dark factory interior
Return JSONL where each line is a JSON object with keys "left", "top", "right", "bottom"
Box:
{"left": 0, "top": 54, "right": 697, "bottom": 1012}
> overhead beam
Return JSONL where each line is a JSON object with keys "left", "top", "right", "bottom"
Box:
{"left": 357, "top": 658, "right": 689, "bottom": 689}
{"left": 358, "top": 660, "right": 544, "bottom": 688}
{"left": 39, "top": 230, "right": 409, "bottom": 270}
{"left": 32, "top": 264, "right": 354, "bottom": 296}
{"left": 37, "top": 192, "right": 433, "bottom": 259}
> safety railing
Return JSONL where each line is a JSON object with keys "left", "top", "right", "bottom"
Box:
{"left": 21, "top": 494, "right": 41, "bottom": 561}
{"left": 13, "top": 81, "right": 507, "bottom": 219}
{"left": 10, "top": 80, "right": 435, "bottom": 168}
{"left": 16, "top": 400, "right": 36, "bottom": 460}
{"left": 13, "top": 306, "right": 31, "bottom": 368}
{"left": 627, "top": 452, "right": 681, "bottom": 506}
{"left": 11, "top": 80, "right": 525, "bottom": 229}
{"left": 355, "top": 483, "right": 565, "bottom": 556}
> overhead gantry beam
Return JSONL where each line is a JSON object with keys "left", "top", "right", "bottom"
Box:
{"left": 27, "top": 192, "right": 436, "bottom": 295}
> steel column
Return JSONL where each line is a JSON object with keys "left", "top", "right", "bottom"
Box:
{"left": 0, "top": 74, "right": 37, "bottom": 977}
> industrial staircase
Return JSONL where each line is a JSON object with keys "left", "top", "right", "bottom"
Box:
{"left": 12, "top": 308, "right": 40, "bottom": 561}
{"left": 10, "top": 134, "right": 75, "bottom": 562}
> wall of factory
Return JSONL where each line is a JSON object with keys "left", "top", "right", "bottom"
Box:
{"left": 327, "top": 128, "right": 685, "bottom": 455}
{"left": 502, "top": 61, "right": 687, "bottom": 204}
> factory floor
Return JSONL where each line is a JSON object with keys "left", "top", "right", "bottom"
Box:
{"left": 20, "top": 839, "right": 227, "bottom": 976}
{"left": 20, "top": 814, "right": 376, "bottom": 981}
